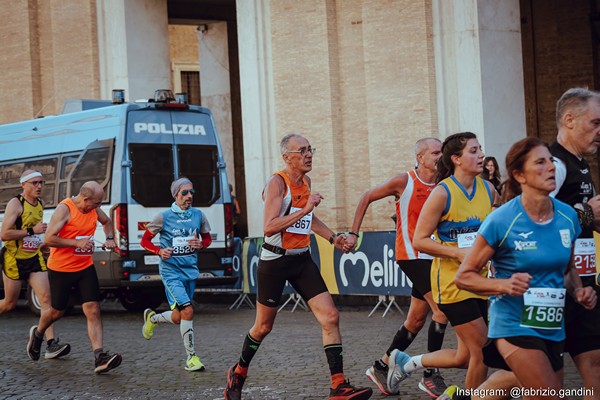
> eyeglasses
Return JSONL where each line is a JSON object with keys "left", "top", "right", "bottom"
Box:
{"left": 286, "top": 147, "right": 316, "bottom": 156}
{"left": 181, "top": 189, "right": 195, "bottom": 196}
{"left": 28, "top": 181, "right": 44, "bottom": 186}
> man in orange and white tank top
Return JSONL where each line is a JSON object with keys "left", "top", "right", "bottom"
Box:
{"left": 344, "top": 138, "right": 449, "bottom": 398}
{"left": 225, "top": 133, "right": 372, "bottom": 400}
{"left": 27, "top": 181, "right": 122, "bottom": 374}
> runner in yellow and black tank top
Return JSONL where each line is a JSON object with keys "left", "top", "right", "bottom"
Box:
{"left": 432, "top": 175, "right": 493, "bottom": 305}
{"left": 3, "top": 195, "right": 47, "bottom": 279}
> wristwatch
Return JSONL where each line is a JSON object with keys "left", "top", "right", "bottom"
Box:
{"left": 27, "top": 228, "right": 35, "bottom": 236}
{"left": 106, "top": 235, "right": 114, "bottom": 240}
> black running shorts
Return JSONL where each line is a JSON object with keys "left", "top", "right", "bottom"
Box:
{"left": 483, "top": 336, "right": 564, "bottom": 372}
{"left": 438, "top": 298, "right": 488, "bottom": 327}
{"left": 48, "top": 265, "right": 101, "bottom": 311}
{"left": 257, "top": 252, "right": 328, "bottom": 307}
{"left": 2, "top": 250, "right": 47, "bottom": 281}
{"left": 564, "top": 282, "right": 600, "bottom": 356}
{"left": 396, "top": 259, "right": 432, "bottom": 300}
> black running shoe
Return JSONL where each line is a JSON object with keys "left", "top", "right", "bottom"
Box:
{"left": 44, "top": 338, "right": 71, "bottom": 360}
{"left": 329, "top": 379, "right": 373, "bottom": 400}
{"left": 94, "top": 352, "right": 122, "bottom": 374}
{"left": 26, "top": 326, "right": 43, "bottom": 361}
{"left": 224, "top": 363, "right": 246, "bottom": 400}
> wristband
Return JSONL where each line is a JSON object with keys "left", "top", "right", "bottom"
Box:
{"left": 27, "top": 227, "right": 35, "bottom": 236}
{"left": 106, "top": 235, "right": 114, "bottom": 240}
{"left": 329, "top": 233, "right": 336, "bottom": 244}
{"left": 348, "top": 231, "right": 359, "bottom": 237}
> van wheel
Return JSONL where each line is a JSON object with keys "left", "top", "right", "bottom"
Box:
{"left": 118, "top": 289, "right": 164, "bottom": 312}
{"left": 26, "top": 285, "right": 42, "bottom": 317}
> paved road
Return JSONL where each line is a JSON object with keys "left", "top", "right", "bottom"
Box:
{"left": 0, "top": 296, "right": 589, "bottom": 400}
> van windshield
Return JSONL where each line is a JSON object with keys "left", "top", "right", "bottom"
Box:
{"left": 129, "top": 144, "right": 219, "bottom": 207}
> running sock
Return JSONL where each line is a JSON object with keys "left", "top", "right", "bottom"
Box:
{"left": 402, "top": 354, "right": 424, "bottom": 374}
{"left": 386, "top": 325, "right": 416, "bottom": 356}
{"left": 151, "top": 310, "right": 175, "bottom": 324}
{"left": 93, "top": 348, "right": 104, "bottom": 359}
{"left": 375, "top": 359, "right": 388, "bottom": 371}
{"left": 238, "top": 333, "right": 262, "bottom": 370}
{"left": 324, "top": 344, "right": 344, "bottom": 388}
{"left": 427, "top": 320, "right": 447, "bottom": 352}
{"left": 180, "top": 319, "right": 195, "bottom": 357}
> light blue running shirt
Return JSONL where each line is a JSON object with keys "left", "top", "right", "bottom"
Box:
{"left": 479, "top": 195, "right": 581, "bottom": 341}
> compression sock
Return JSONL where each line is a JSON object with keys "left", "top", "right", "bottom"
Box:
{"left": 386, "top": 325, "right": 416, "bottom": 356}
{"left": 151, "top": 310, "right": 175, "bottom": 324}
{"left": 236, "top": 333, "right": 262, "bottom": 376}
{"left": 180, "top": 319, "right": 195, "bottom": 357}
{"left": 425, "top": 320, "right": 447, "bottom": 375}
{"left": 324, "top": 344, "right": 345, "bottom": 388}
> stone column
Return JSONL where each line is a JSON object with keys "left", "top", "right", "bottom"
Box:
{"left": 96, "top": 0, "right": 171, "bottom": 102}
{"left": 433, "top": 0, "right": 526, "bottom": 172}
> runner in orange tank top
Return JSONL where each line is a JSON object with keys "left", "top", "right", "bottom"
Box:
{"left": 345, "top": 137, "right": 449, "bottom": 397}
{"left": 26, "top": 181, "right": 122, "bottom": 374}
{"left": 225, "top": 133, "right": 373, "bottom": 400}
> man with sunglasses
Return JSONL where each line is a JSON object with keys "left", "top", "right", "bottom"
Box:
{"left": 140, "top": 177, "right": 212, "bottom": 372}
{"left": 1, "top": 170, "right": 71, "bottom": 360}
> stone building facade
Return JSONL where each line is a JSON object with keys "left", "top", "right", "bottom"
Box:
{"left": 1, "top": 0, "right": 598, "bottom": 237}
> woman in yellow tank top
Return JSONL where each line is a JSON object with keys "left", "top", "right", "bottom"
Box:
{"left": 386, "top": 132, "right": 501, "bottom": 393}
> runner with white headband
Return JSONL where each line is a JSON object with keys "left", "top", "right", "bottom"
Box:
{"left": 1, "top": 170, "right": 71, "bottom": 360}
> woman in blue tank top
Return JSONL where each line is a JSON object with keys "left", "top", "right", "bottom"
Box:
{"left": 456, "top": 137, "right": 597, "bottom": 394}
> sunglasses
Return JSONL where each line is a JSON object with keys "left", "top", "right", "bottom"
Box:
{"left": 181, "top": 189, "right": 196, "bottom": 196}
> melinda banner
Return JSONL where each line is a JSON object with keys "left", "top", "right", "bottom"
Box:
{"left": 240, "top": 232, "right": 414, "bottom": 296}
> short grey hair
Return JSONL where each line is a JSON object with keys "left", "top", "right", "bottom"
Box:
{"left": 556, "top": 87, "right": 600, "bottom": 129}
{"left": 280, "top": 133, "right": 304, "bottom": 155}
{"left": 414, "top": 137, "right": 441, "bottom": 156}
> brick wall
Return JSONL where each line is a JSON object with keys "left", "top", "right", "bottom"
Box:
{"left": 0, "top": 0, "right": 99, "bottom": 124}
{"left": 269, "top": 0, "right": 438, "bottom": 231}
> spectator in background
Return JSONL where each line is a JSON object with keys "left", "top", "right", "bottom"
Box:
{"left": 481, "top": 156, "right": 502, "bottom": 195}
{"left": 229, "top": 184, "right": 242, "bottom": 238}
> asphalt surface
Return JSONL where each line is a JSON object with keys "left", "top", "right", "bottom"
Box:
{"left": 0, "top": 296, "right": 589, "bottom": 400}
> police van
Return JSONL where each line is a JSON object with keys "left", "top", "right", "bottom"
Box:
{"left": 0, "top": 92, "right": 237, "bottom": 312}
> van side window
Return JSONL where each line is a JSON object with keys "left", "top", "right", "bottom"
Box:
{"left": 0, "top": 140, "right": 113, "bottom": 212}
{"left": 0, "top": 158, "right": 58, "bottom": 210}
{"left": 130, "top": 144, "right": 174, "bottom": 207}
{"left": 69, "top": 140, "right": 114, "bottom": 202}
{"left": 177, "top": 145, "right": 219, "bottom": 206}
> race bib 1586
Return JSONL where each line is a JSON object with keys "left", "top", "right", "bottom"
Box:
{"left": 520, "top": 287, "right": 566, "bottom": 330}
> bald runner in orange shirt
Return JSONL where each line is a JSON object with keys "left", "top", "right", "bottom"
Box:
{"left": 26, "top": 181, "right": 122, "bottom": 374}
{"left": 344, "top": 137, "right": 449, "bottom": 398}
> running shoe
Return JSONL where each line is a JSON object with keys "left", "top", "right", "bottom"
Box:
{"left": 437, "top": 384, "right": 460, "bottom": 400}
{"left": 44, "top": 338, "right": 71, "bottom": 359}
{"left": 329, "top": 380, "right": 373, "bottom": 400}
{"left": 224, "top": 363, "right": 246, "bottom": 400}
{"left": 365, "top": 362, "right": 392, "bottom": 395}
{"left": 94, "top": 352, "right": 122, "bottom": 374}
{"left": 26, "top": 325, "right": 43, "bottom": 361}
{"left": 185, "top": 355, "right": 205, "bottom": 371}
{"left": 418, "top": 369, "right": 447, "bottom": 398}
{"left": 142, "top": 308, "right": 157, "bottom": 340}
{"left": 387, "top": 349, "right": 412, "bottom": 393}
